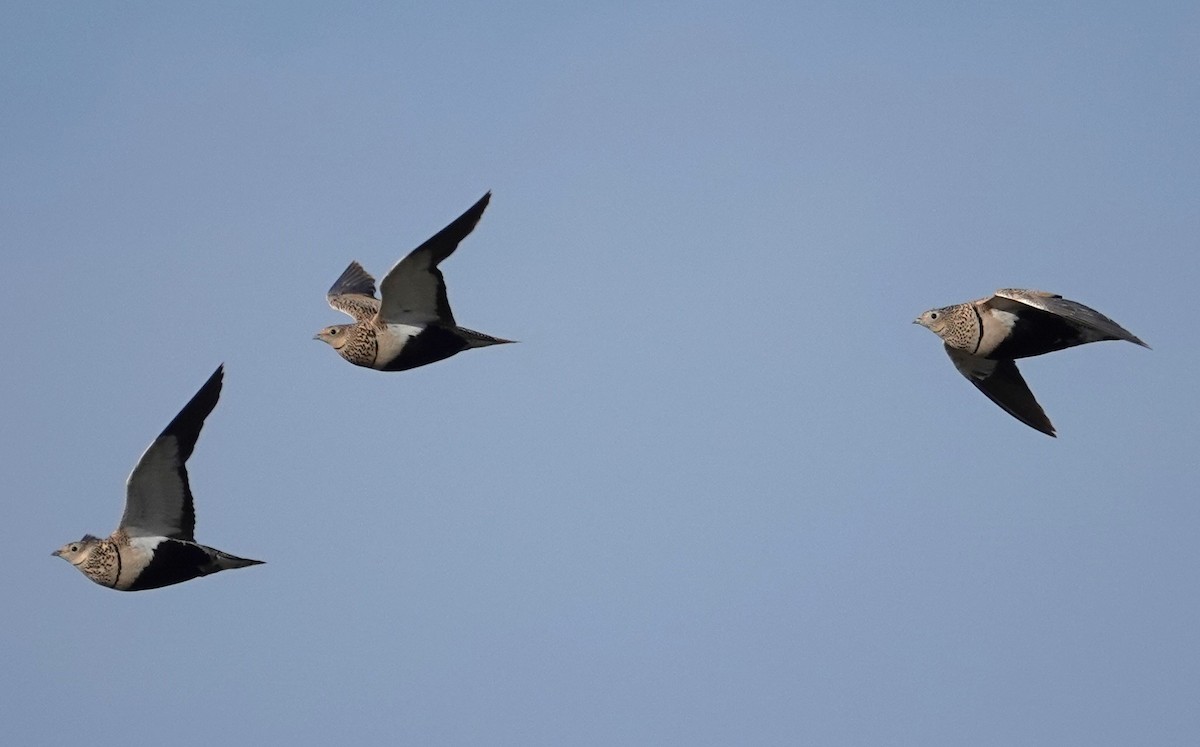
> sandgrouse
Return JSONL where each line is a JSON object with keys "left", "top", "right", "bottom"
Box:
{"left": 53, "top": 365, "right": 262, "bottom": 590}
{"left": 914, "top": 289, "right": 1148, "bottom": 436}
{"left": 315, "top": 191, "right": 514, "bottom": 372}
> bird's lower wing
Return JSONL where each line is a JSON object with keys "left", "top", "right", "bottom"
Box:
{"left": 945, "top": 346, "right": 1056, "bottom": 437}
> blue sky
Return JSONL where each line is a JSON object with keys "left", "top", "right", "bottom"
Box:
{"left": 3, "top": 2, "right": 1198, "bottom": 744}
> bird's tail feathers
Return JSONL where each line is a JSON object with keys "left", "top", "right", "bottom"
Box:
{"left": 456, "top": 326, "right": 517, "bottom": 348}
{"left": 210, "top": 548, "right": 265, "bottom": 570}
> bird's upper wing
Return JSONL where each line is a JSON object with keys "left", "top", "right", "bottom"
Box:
{"left": 376, "top": 191, "right": 492, "bottom": 326}
{"left": 327, "top": 261, "right": 381, "bottom": 322}
{"left": 945, "top": 345, "right": 1056, "bottom": 437}
{"left": 991, "top": 289, "right": 1149, "bottom": 348}
{"left": 120, "top": 366, "right": 224, "bottom": 540}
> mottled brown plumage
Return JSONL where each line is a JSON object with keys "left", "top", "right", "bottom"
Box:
{"left": 74, "top": 533, "right": 121, "bottom": 588}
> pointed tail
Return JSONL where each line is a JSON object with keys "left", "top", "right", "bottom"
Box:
{"left": 211, "top": 549, "right": 265, "bottom": 571}
{"left": 456, "top": 326, "right": 517, "bottom": 349}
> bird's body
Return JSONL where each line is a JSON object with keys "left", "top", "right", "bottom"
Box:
{"left": 53, "top": 366, "right": 262, "bottom": 591}
{"left": 63, "top": 531, "right": 259, "bottom": 592}
{"left": 914, "top": 289, "right": 1148, "bottom": 436}
{"left": 315, "top": 191, "right": 514, "bottom": 372}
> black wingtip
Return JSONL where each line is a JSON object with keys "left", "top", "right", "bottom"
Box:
{"left": 467, "top": 191, "right": 492, "bottom": 221}
{"left": 1026, "top": 419, "right": 1056, "bottom": 437}
{"left": 408, "top": 191, "right": 495, "bottom": 268}
{"left": 202, "top": 364, "right": 224, "bottom": 396}
{"left": 437, "top": 191, "right": 493, "bottom": 238}
{"left": 159, "top": 366, "right": 224, "bottom": 464}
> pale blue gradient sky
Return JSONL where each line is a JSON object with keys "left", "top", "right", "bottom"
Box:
{"left": 3, "top": 3, "right": 1198, "bottom": 745}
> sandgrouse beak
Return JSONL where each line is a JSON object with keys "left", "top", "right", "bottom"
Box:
{"left": 51, "top": 549, "right": 61, "bottom": 557}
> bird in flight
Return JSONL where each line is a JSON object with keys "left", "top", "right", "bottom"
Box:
{"left": 914, "top": 289, "right": 1148, "bottom": 436}
{"left": 315, "top": 191, "right": 514, "bottom": 372}
{"left": 53, "top": 365, "right": 263, "bottom": 590}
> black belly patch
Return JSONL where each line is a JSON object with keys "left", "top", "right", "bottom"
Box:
{"left": 991, "top": 311, "right": 1087, "bottom": 360}
{"left": 125, "top": 540, "right": 214, "bottom": 591}
{"left": 382, "top": 326, "right": 468, "bottom": 371}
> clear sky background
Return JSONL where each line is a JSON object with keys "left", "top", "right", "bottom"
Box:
{"left": 2, "top": 3, "right": 1197, "bottom": 745}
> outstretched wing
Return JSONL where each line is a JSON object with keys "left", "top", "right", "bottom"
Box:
{"left": 376, "top": 191, "right": 492, "bottom": 326}
{"left": 120, "top": 365, "right": 224, "bottom": 540}
{"left": 992, "top": 289, "right": 1149, "bottom": 348}
{"left": 945, "top": 345, "right": 1056, "bottom": 437}
{"left": 327, "top": 261, "right": 380, "bottom": 322}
